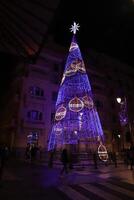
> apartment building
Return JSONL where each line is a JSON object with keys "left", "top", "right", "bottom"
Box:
{"left": 0, "top": 39, "right": 134, "bottom": 153}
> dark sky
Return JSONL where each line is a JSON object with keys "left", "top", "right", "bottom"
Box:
{"left": 0, "top": 0, "right": 134, "bottom": 101}
{"left": 52, "top": 0, "right": 134, "bottom": 67}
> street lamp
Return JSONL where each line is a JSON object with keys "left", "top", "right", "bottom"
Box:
{"left": 116, "top": 97, "right": 122, "bottom": 104}
{"left": 116, "top": 97, "right": 133, "bottom": 147}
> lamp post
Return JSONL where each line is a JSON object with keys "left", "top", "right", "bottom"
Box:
{"left": 116, "top": 97, "right": 133, "bottom": 148}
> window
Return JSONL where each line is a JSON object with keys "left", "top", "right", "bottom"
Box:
{"left": 27, "top": 110, "right": 43, "bottom": 121}
{"left": 30, "top": 86, "right": 44, "bottom": 97}
{"left": 27, "top": 131, "right": 39, "bottom": 144}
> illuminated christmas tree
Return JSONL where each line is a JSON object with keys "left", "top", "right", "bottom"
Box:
{"left": 48, "top": 22, "right": 104, "bottom": 151}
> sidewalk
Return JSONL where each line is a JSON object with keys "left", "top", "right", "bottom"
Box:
{"left": 21, "top": 157, "right": 134, "bottom": 185}
{"left": 2, "top": 157, "right": 134, "bottom": 186}
{"left": 1, "top": 159, "right": 134, "bottom": 200}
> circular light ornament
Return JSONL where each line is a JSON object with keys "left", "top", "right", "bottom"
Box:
{"left": 69, "top": 97, "right": 84, "bottom": 112}
{"left": 82, "top": 95, "right": 94, "bottom": 109}
{"left": 98, "top": 144, "right": 108, "bottom": 162}
{"left": 55, "top": 106, "right": 67, "bottom": 121}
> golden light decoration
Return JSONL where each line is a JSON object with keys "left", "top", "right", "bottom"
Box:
{"left": 82, "top": 95, "right": 94, "bottom": 109}
{"left": 98, "top": 144, "right": 108, "bottom": 162}
{"left": 55, "top": 105, "right": 67, "bottom": 121}
{"left": 69, "top": 97, "right": 84, "bottom": 112}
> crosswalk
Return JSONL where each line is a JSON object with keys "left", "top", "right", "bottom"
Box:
{"left": 58, "top": 178, "right": 134, "bottom": 200}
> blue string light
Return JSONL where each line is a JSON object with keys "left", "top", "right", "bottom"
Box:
{"left": 48, "top": 32, "right": 104, "bottom": 151}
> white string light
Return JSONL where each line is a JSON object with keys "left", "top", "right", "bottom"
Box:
{"left": 70, "top": 22, "right": 80, "bottom": 34}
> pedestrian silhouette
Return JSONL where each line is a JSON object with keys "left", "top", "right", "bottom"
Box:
{"left": 48, "top": 150, "right": 54, "bottom": 168}
{"left": 112, "top": 152, "right": 117, "bottom": 167}
{"left": 0, "top": 144, "right": 9, "bottom": 186}
{"left": 93, "top": 152, "right": 98, "bottom": 169}
{"left": 25, "top": 143, "right": 31, "bottom": 161}
{"left": 60, "top": 148, "right": 69, "bottom": 176}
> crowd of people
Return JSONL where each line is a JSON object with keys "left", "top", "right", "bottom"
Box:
{"left": 47, "top": 146, "right": 134, "bottom": 178}
{"left": 1, "top": 142, "right": 134, "bottom": 182}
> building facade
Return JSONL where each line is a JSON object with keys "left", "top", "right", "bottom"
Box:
{"left": 0, "top": 39, "right": 134, "bottom": 153}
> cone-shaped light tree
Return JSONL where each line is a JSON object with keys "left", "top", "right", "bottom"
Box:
{"left": 48, "top": 22, "right": 104, "bottom": 151}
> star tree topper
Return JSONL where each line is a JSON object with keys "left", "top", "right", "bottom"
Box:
{"left": 70, "top": 22, "right": 80, "bottom": 34}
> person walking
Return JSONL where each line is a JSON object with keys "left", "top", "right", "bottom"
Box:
{"left": 128, "top": 146, "right": 134, "bottom": 170}
{"left": 60, "top": 148, "right": 69, "bottom": 177}
{"left": 0, "top": 144, "right": 9, "bottom": 186}
{"left": 112, "top": 152, "right": 117, "bottom": 168}
{"left": 93, "top": 151, "right": 98, "bottom": 169}
{"left": 48, "top": 150, "right": 54, "bottom": 168}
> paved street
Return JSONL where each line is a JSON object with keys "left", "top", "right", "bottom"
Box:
{"left": 0, "top": 158, "right": 134, "bottom": 200}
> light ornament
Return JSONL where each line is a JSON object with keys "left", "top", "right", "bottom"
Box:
{"left": 54, "top": 123, "right": 62, "bottom": 135}
{"left": 74, "top": 130, "right": 78, "bottom": 135}
{"left": 65, "top": 68, "right": 77, "bottom": 77}
{"left": 65, "top": 59, "right": 86, "bottom": 77}
{"left": 82, "top": 95, "right": 94, "bottom": 109}
{"left": 69, "top": 42, "right": 79, "bottom": 52}
{"left": 60, "top": 73, "right": 66, "bottom": 85}
{"left": 55, "top": 105, "right": 67, "bottom": 121}
{"left": 69, "top": 97, "right": 84, "bottom": 112}
{"left": 79, "top": 112, "right": 83, "bottom": 130}
{"left": 70, "top": 22, "right": 80, "bottom": 34}
{"left": 70, "top": 59, "right": 86, "bottom": 73}
{"left": 98, "top": 144, "right": 108, "bottom": 162}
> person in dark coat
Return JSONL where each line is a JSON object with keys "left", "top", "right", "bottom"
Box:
{"left": 60, "top": 148, "right": 69, "bottom": 176}
{"left": 30, "top": 144, "right": 38, "bottom": 163}
{"left": 93, "top": 151, "right": 98, "bottom": 169}
{"left": 0, "top": 145, "right": 9, "bottom": 184}
{"left": 48, "top": 150, "right": 54, "bottom": 168}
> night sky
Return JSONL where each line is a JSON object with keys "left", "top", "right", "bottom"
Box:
{"left": 0, "top": 0, "right": 134, "bottom": 101}
{"left": 52, "top": 0, "right": 134, "bottom": 67}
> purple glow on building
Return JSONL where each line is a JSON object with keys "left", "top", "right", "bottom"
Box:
{"left": 48, "top": 34, "right": 104, "bottom": 151}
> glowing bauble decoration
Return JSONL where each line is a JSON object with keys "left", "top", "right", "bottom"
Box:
{"left": 98, "top": 144, "right": 108, "bottom": 162}
{"left": 69, "top": 97, "right": 84, "bottom": 112}
{"left": 82, "top": 95, "right": 94, "bottom": 109}
{"left": 55, "top": 106, "right": 67, "bottom": 121}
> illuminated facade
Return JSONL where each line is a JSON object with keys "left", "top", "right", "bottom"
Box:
{"left": 0, "top": 37, "right": 134, "bottom": 153}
